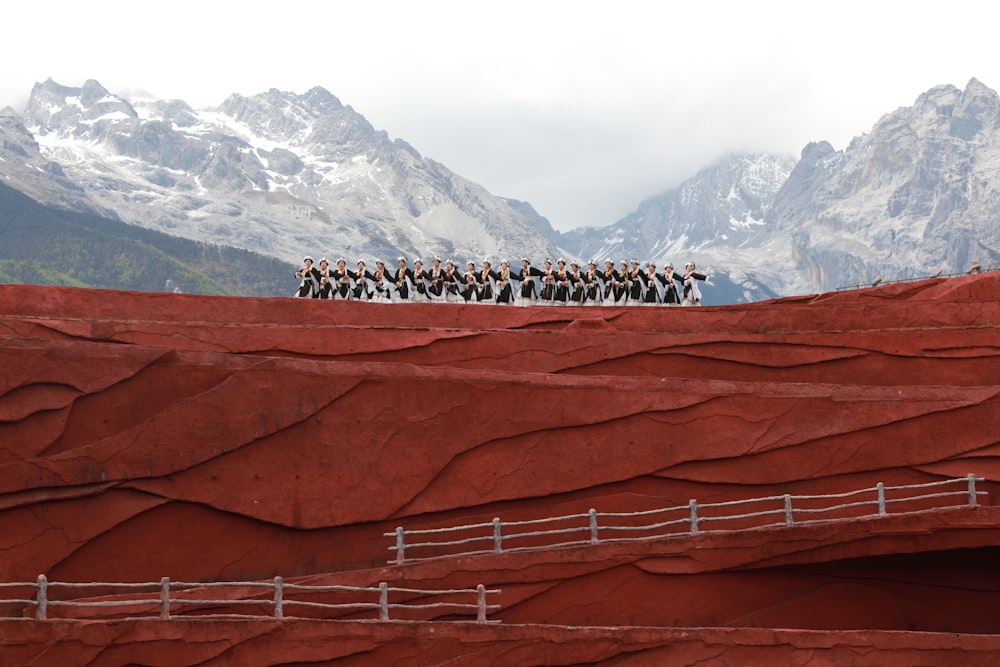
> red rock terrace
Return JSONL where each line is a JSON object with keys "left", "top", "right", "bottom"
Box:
{"left": 1, "top": 275, "right": 1000, "bottom": 665}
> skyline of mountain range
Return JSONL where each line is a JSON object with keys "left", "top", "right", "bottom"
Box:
{"left": 2, "top": 76, "right": 999, "bottom": 301}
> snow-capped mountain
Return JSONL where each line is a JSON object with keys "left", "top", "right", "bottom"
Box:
{"left": 5, "top": 77, "right": 1000, "bottom": 302}
{"left": 767, "top": 78, "right": 1000, "bottom": 293}
{"left": 2, "top": 79, "right": 562, "bottom": 266}
{"left": 562, "top": 78, "right": 1000, "bottom": 298}
{"left": 561, "top": 153, "right": 797, "bottom": 301}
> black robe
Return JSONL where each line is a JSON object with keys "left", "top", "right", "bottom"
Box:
{"left": 371, "top": 269, "right": 389, "bottom": 299}
{"left": 584, "top": 269, "right": 602, "bottom": 302}
{"left": 426, "top": 267, "right": 446, "bottom": 298}
{"left": 393, "top": 267, "right": 414, "bottom": 300}
{"left": 682, "top": 271, "right": 708, "bottom": 303}
{"left": 477, "top": 269, "right": 498, "bottom": 302}
{"left": 495, "top": 269, "right": 516, "bottom": 303}
{"left": 352, "top": 269, "right": 374, "bottom": 299}
{"left": 316, "top": 268, "right": 334, "bottom": 299}
{"left": 442, "top": 269, "right": 461, "bottom": 298}
{"left": 625, "top": 268, "right": 643, "bottom": 301}
{"left": 569, "top": 271, "right": 586, "bottom": 303}
{"left": 640, "top": 271, "right": 660, "bottom": 303}
{"left": 601, "top": 268, "right": 621, "bottom": 301}
{"left": 331, "top": 267, "right": 353, "bottom": 299}
{"left": 553, "top": 270, "right": 571, "bottom": 303}
{"left": 516, "top": 266, "right": 543, "bottom": 299}
{"left": 461, "top": 271, "right": 478, "bottom": 301}
{"left": 539, "top": 268, "right": 557, "bottom": 301}
{"left": 295, "top": 266, "right": 321, "bottom": 298}
{"left": 659, "top": 271, "right": 682, "bottom": 304}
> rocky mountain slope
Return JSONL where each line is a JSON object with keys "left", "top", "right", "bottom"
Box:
{"left": 4, "top": 77, "right": 1000, "bottom": 301}
{"left": 565, "top": 78, "right": 1000, "bottom": 297}
{"left": 768, "top": 78, "right": 1000, "bottom": 293}
{"left": 1, "top": 79, "right": 561, "bottom": 268}
{"left": 562, "top": 153, "right": 797, "bottom": 301}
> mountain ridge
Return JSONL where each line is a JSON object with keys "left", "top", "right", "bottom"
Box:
{"left": 8, "top": 78, "right": 563, "bottom": 270}
{"left": 4, "top": 77, "right": 1000, "bottom": 301}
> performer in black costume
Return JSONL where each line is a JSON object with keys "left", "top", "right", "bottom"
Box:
{"left": 516, "top": 258, "right": 542, "bottom": 306}
{"left": 625, "top": 259, "right": 643, "bottom": 304}
{"left": 681, "top": 261, "right": 709, "bottom": 306}
{"left": 495, "top": 260, "right": 515, "bottom": 304}
{"left": 392, "top": 256, "right": 414, "bottom": 302}
{"left": 426, "top": 257, "right": 445, "bottom": 301}
{"left": 601, "top": 259, "right": 619, "bottom": 303}
{"left": 640, "top": 262, "right": 660, "bottom": 305}
{"left": 539, "top": 259, "right": 556, "bottom": 304}
{"left": 613, "top": 260, "right": 630, "bottom": 305}
{"left": 353, "top": 260, "right": 372, "bottom": 300}
{"left": 569, "top": 262, "right": 586, "bottom": 304}
{"left": 658, "top": 262, "right": 682, "bottom": 305}
{"left": 315, "top": 258, "right": 334, "bottom": 299}
{"left": 477, "top": 260, "right": 498, "bottom": 303}
{"left": 371, "top": 260, "right": 390, "bottom": 303}
{"left": 552, "top": 259, "right": 571, "bottom": 305}
{"left": 294, "top": 256, "right": 321, "bottom": 298}
{"left": 584, "top": 260, "right": 602, "bottom": 305}
{"left": 331, "top": 258, "right": 353, "bottom": 300}
{"left": 411, "top": 258, "right": 429, "bottom": 301}
{"left": 461, "top": 262, "right": 478, "bottom": 302}
{"left": 443, "top": 260, "right": 462, "bottom": 303}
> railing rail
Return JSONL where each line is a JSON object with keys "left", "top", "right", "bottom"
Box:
{"left": 4, "top": 577, "right": 499, "bottom": 623}
{"left": 386, "top": 474, "right": 987, "bottom": 564}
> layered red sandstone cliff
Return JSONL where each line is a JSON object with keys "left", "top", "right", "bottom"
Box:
{"left": 2, "top": 275, "right": 999, "bottom": 664}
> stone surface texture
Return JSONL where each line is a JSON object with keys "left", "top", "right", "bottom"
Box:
{"left": 2, "top": 275, "right": 1000, "bottom": 664}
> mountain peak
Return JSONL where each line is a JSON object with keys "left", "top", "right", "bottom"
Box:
{"left": 6, "top": 78, "right": 560, "bottom": 270}
{"left": 25, "top": 77, "right": 138, "bottom": 133}
{"left": 79, "top": 79, "right": 112, "bottom": 106}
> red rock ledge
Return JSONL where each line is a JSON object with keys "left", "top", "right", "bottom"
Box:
{"left": 1, "top": 275, "right": 999, "bottom": 664}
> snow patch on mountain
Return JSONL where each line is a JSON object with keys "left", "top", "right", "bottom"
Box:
{"left": 5, "top": 78, "right": 561, "bottom": 266}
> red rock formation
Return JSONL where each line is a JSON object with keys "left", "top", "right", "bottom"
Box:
{"left": 1, "top": 275, "right": 1000, "bottom": 663}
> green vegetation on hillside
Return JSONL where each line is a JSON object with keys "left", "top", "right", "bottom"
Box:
{"left": 0, "top": 182, "right": 296, "bottom": 296}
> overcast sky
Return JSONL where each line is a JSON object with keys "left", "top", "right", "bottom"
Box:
{"left": 2, "top": 1, "right": 996, "bottom": 231}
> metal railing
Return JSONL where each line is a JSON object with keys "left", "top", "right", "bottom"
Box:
{"left": 386, "top": 474, "right": 987, "bottom": 564}
{"left": 0, "top": 577, "right": 500, "bottom": 623}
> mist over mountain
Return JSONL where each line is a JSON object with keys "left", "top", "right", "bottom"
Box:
{"left": 3, "top": 77, "right": 999, "bottom": 302}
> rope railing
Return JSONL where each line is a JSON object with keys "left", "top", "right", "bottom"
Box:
{"left": 386, "top": 474, "right": 987, "bottom": 564}
{"left": 5, "top": 577, "right": 500, "bottom": 623}
{"left": 835, "top": 265, "right": 998, "bottom": 290}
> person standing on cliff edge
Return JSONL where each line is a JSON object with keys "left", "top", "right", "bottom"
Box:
{"left": 315, "top": 258, "right": 334, "bottom": 299}
{"left": 658, "top": 263, "right": 682, "bottom": 305}
{"left": 681, "top": 261, "right": 710, "bottom": 306}
{"left": 515, "top": 258, "right": 542, "bottom": 306}
{"left": 294, "top": 256, "right": 321, "bottom": 297}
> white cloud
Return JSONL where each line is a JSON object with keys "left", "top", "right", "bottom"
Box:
{"left": 2, "top": 0, "right": 995, "bottom": 230}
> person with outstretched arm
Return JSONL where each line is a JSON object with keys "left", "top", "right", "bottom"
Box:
{"left": 681, "top": 261, "right": 710, "bottom": 306}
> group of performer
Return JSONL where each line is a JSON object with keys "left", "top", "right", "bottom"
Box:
{"left": 294, "top": 256, "right": 709, "bottom": 306}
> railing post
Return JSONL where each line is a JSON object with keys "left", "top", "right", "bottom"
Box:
{"left": 783, "top": 494, "right": 794, "bottom": 526}
{"left": 968, "top": 474, "right": 979, "bottom": 507}
{"left": 492, "top": 517, "right": 502, "bottom": 553}
{"left": 160, "top": 577, "right": 170, "bottom": 620}
{"left": 588, "top": 509, "right": 599, "bottom": 544}
{"left": 378, "top": 582, "right": 389, "bottom": 621}
{"left": 877, "top": 482, "right": 887, "bottom": 516}
{"left": 394, "top": 527, "right": 406, "bottom": 565}
{"left": 36, "top": 574, "right": 47, "bottom": 621}
{"left": 476, "top": 584, "right": 487, "bottom": 623}
{"left": 689, "top": 499, "right": 699, "bottom": 535}
{"left": 273, "top": 576, "right": 284, "bottom": 619}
